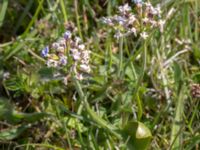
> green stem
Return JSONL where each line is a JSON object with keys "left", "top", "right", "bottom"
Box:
{"left": 73, "top": 78, "right": 122, "bottom": 139}
{"left": 60, "top": 0, "right": 68, "bottom": 22}
{"left": 170, "top": 85, "right": 186, "bottom": 149}
{"left": 118, "top": 37, "right": 123, "bottom": 78}
{"left": 23, "top": 0, "right": 44, "bottom": 36}
{"left": 132, "top": 41, "right": 146, "bottom": 120}
{"left": 0, "top": 0, "right": 8, "bottom": 27}
{"left": 74, "top": 0, "right": 83, "bottom": 40}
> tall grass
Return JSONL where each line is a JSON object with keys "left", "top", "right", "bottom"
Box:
{"left": 0, "top": 0, "right": 199, "bottom": 149}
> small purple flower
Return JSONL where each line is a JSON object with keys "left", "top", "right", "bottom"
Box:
{"left": 113, "top": 16, "right": 126, "bottom": 25}
{"left": 41, "top": 46, "right": 49, "bottom": 57}
{"left": 64, "top": 30, "right": 72, "bottom": 40}
{"left": 59, "top": 56, "right": 67, "bottom": 65}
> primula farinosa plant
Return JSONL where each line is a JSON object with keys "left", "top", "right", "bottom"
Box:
{"left": 41, "top": 29, "right": 91, "bottom": 84}
{"left": 102, "top": 2, "right": 165, "bottom": 39}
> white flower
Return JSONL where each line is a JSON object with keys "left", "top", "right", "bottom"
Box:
{"left": 81, "top": 50, "right": 90, "bottom": 59}
{"left": 80, "top": 64, "right": 91, "bottom": 73}
{"left": 149, "top": 5, "right": 161, "bottom": 16}
{"left": 52, "top": 42, "right": 59, "bottom": 50}
{"left": 56, "top": 46, "right": 65, "bottom": 53}
{"left": 58, "top": 38, "right": 66, "bottom": 48}
{"left": 46, "top": 59, "right": 59, "bottom": 67}
{"left": 53, "top": 72, "right": 61, "bottom": 77}
{"left": 118, "top": 3, "right": 131, "bottom": 14}
{"left": 140, "top": 32, "right": 148, "bottom": 39}
{"left": 81, "top": 59, "right": 89, "bottom": 64}
{"left": 63, "top": 76, "right": 68, "bottom": 85}
{"left": 149, "top": 20, "right": 157, "bottom": 27}
{"left": 75, "top": 37, "right": 82, "bottom": 45}
{"left": 142, "top": 17, "right": 150, "bottom": 24}
{"left": 158, "top": 19, "right": 166, "bottom": 33}
{"left": 3, "top": 72, "right": 10, "bottom": 80}
{"left": 78, "top": 44, "right": 85, "bottom": 50}
{"left": 155, "top": 5, "right": 161, "bottom": 16}
{"left": 130, "top": 27, "right": 137, "bottom": 35}
{"left": 145, "top": 2, "right": 153, "bottom": 8}
{"left": 128, "top": 14, "right": 136, "bottom": 24}
{"left": 71, "top": 49, "right": 81, "bottom": 60}
{"left": 76, "top": 73, "right": 83, "bottom": 80}
{"left": 114, "top": 31, "right": 123, "bottom": 39}
{"left": 102, "top": 17, "right": 113, "bottom": 26}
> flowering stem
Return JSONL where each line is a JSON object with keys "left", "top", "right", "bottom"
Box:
{"left": 132, "top": 41, "right": 146, "bottom": 120}
{"left": 73, "top": 78, "right": 122, "bottom": 139}
{"left": 160, "top": 34, "right": 170, "bottom": 103}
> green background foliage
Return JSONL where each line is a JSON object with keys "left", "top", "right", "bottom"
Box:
{"left": 0, "top": 0, "right": 199, "bottom": 149}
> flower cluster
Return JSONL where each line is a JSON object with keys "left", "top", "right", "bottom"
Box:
{"left": 41, "top": 30, "right": 91, "bottom": 82}
{"left": 102, "top": 2, "right": 165, "bottom": 39}
{"left": 190, "top": 83, "right": 200, "bottom": 98}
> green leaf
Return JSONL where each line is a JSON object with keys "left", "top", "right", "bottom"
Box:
{"left": 0, "top": 97, "right": 13, "bottom": 121}
{"left": 170, "top": 76, "right": 186, "bottom": 149}
{"left": 121, "top": 121, "right": 152, "bottom": 150}
{"left": 12, "top": 111, "right": 50, "bottom": 123}
{"left": 125, "top": 65, "right": 136, "bottom": 81}
{"left": 192, "top": 72, "right": 200, "bottom": 83}
{"left": 0, "top": 125, "right": 30, "bottom": 140}
{"left": 184, "top": 135, "right": 200, "bottom": 150}
{"left": 173, "top": 62, "right": 183, "bottom": 92}
{"left": 0, "top": 97, "right": 50, "bottom": 124}
{"left": 63, "top": 117, "right": 87, "bottom": 133}
{"left": 0, "top": 0, "right": 8, "bottom": 27}
{"left": 193, "top": 46, "right": 200, "bottom": 60}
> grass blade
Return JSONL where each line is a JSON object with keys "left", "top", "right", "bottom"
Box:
{"left": 0, "top": 0, "right": 8, "bottom": 27}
